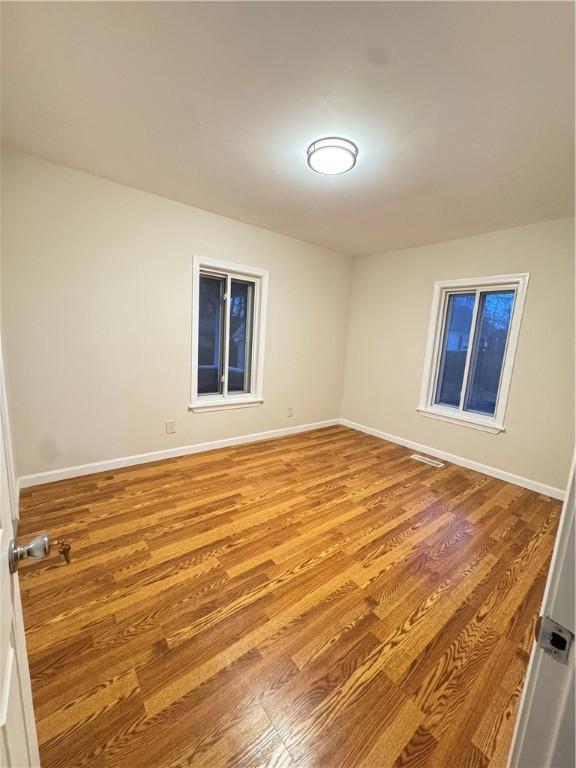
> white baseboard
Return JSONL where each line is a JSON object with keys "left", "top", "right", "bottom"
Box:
{"left": 17, "top": 419, "right": 340, "bottom": 489}
{"left": 339, "top": 418, "right": 566, "bottom": 501}
{"left": 17, "top": 417, "right": 566, "bottom": 501}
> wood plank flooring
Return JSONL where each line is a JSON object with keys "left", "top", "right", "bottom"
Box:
{"left": 18, "top": 426, "right": 560, "bottom": 768}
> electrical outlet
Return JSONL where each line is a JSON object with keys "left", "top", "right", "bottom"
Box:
{"left": 166, "top": 420, "right": 176, "bottom": 434}
{"left": 287, "top": 407, "right": 294, "bottom": 418}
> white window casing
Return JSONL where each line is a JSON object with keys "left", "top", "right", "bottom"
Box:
{"left": 418, "top": 273, "right": 529, "bottom": 434}
{"left": 190, "top": 255, "right": 269, "bottom": 412}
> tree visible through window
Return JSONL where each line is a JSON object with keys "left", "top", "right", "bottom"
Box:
{"left": 464, "top": 291, "right": 515, "bottom": 415}
{"left": 198, "top": 275, "right": 224, "bottom": 394}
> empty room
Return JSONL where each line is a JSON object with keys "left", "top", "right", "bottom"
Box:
{"left": 0, "top": 2, "right": 574, "bottom": 767}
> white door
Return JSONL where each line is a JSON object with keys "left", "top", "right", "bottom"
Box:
{"left": 0, "top": 345, "right": 41, "bottom": 767}
{"left": 508, "top": 456, "right": 575, "bottom": 768}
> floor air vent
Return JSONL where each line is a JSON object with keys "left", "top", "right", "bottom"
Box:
{"left": 410, "top": 453, "right": 445, "bottom": 468}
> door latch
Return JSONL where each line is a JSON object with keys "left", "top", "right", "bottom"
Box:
{"left": 536, "top": 615, "right": 573, "bottom": 664}
{"left": 57, "top": 539, "right": 72, "bottom": 564}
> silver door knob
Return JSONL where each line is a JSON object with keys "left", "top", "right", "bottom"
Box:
{"left": 8, "top": 533, "right": 51, "bottom": 573}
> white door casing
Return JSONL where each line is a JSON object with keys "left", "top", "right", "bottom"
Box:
{"left": 0, "top": 341, "right": 41, "bottom": 767}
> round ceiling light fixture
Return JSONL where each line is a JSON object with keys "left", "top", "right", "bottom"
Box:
{"left": 306, "top": 137, "right": 358, "bottom": 175}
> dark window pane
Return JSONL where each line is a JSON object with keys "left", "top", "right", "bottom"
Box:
{"left": 435, "top": 293, "right": 475, "bottom": 407}
{"left": 198, "top": 275, "right": 224, "bottom": 394}
{"left": 464, "top": 290, "right": 515, "bottom": 416}
{"left": 228, "top": 280, "right": 253, "bottom": 393}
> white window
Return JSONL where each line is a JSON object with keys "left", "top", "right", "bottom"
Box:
{"left": 190, "top": 256, "right": 268, "bottom": 412}
{"left": 418, "top": 273, "right": 529, "bottom": 433}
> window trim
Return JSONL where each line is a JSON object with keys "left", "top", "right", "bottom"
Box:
{"left": 418, "top": 273, "right": 530, "bottom": 434}
{"left": 189, "top": 255, "right": 269, "bottom": 412}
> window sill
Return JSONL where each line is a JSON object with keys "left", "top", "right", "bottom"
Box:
{"left": 189, "top": 397, "right": 264, "bottom": 413}
{"left": 417, "top": 407, "right": 505, "bottom": 434}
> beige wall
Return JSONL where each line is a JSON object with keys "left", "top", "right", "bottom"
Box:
{"left": 341, "top": 218, "right": 575, "bottom": 491}
{"left": 2, "top": 151, "right": 574, "bottom": 491}
{"left": 1, "top": 151, "right": 353, "bottom": 476}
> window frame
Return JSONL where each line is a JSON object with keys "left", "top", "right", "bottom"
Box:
{"left": 418, "top": 273, "right": 529, "bottom": 434}
{"left": 190, "top": 255, "right": 269, "bottom": 412}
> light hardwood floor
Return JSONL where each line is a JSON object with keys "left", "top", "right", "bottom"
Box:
{"left": 18, "top": 426, "right": 560, "bottom": 768}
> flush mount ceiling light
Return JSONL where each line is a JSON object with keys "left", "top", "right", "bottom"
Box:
{"left": 306, "top": 137, "right": 358, "bottom": 175}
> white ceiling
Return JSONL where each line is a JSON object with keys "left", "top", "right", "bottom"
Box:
{"left": 2, "top": 2, "right": 574, "bottom": 256}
